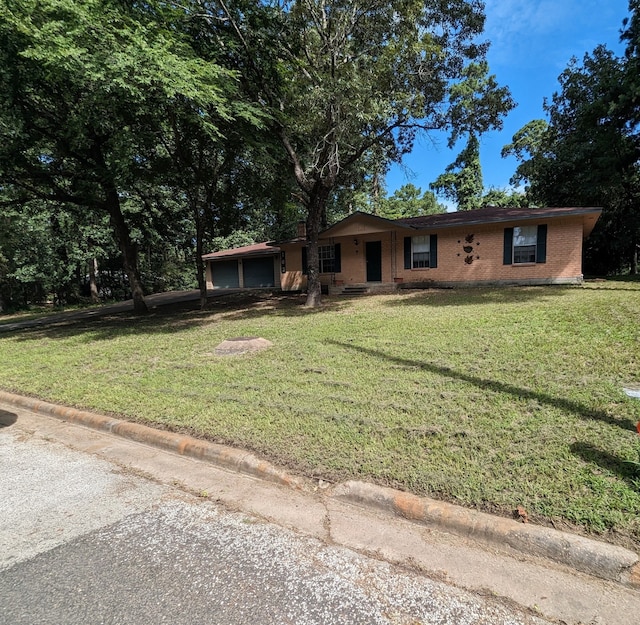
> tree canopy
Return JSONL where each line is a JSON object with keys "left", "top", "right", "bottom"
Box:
{"left": 0, "top": 0, "right": 251, "bottom": 311}
{"left": 503, "top": 42, "right": 640, "bottom": 274}
{"left": 0, "top": 1, "right": 540, "bottom": 310}
{"left": 215, "top": 0, "right": 513, "bottom": 305}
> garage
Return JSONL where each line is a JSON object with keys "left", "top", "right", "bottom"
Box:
{"left": 211, "top": 260, "right": 240, "bottom": 289}
{"left": 242, "top": 257, "right": 276, "bottom": 288}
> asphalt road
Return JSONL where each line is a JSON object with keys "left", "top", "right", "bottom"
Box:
{"left": 0, "top": 425, "right": 551, "bottom": 625}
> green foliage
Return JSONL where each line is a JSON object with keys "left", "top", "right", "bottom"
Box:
{"left": 447, "top": 60, "right": 516, "bottom": 148}
{"left": 481, "top": 187, "right": 529, "bottom": 208}
{"left": 227, "top": 0, "right": 514, "bottom": 304}
{"left": 503, "top": 29, "right": 640, "bottom": 275}
{"left": 209, "top": 231, "right": 260, "bottom": 253}
{"left": 378, "top": 184, "right": 445, "bottom": 219}
{"left": 0, "top": 0, "right": 515, "bottom": 307}
{"left": 0, "top": 0, "right": 245, "bottom": 310}
{"left": 431, "top": 135, "right": 483, "bottom": 210}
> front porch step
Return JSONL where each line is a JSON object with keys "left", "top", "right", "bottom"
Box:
{"left": 330, "top": 283, "right": 398, "bottom": 296}
{"left": 342, "top": 285, "right": 368, "bottom": 295}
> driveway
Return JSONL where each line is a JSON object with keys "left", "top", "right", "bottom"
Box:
{"left": 0, "top": 289, "right": 239, "bottom": 333}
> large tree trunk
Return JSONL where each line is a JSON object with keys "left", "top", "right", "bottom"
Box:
{"left": 104, "top": 185, "right": 148, "bottom": 314}
{"left": 304, "top": 183, "right": 331, "bottom": 308}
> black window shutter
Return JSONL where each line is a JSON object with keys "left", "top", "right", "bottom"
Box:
{"left": 503, "top": 228, "right": 514, "bottom": 265}
{"left": 404, "top": 237, "right": 412, "bottom": 269}
{"left": 302, "top": 246, "right": 308, "bottom": 274}
{"left": 333, "top": 243, "right": 341, "bottom": 272}
{"left": 429, "top": 234, "right": 438, "bottom": 268}
{"left": 536, "top": 224, "right": 547, "bottom": 263}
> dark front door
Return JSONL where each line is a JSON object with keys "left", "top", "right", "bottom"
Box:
{"left": 365, "top": 241, "right": 382, "bottom": 282}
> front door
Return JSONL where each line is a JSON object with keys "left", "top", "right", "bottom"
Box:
{"left": 365, "top": 241, "right": 382, "bottom": 282}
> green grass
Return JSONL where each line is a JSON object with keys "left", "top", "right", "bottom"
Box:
{"left": 2, "top": 283, "right": 640, "bottom": 548}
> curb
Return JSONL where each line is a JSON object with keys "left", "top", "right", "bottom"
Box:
{"left": 0, "top": 391, "right": 304, "bottom": 490}
{"left": 2, "top": 390, "right": 639, "bottom": 590}
{"left": 332, "top": 480, "right": 640, "bottom": 589}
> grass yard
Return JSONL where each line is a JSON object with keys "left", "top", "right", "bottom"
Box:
{"left": 1, "top": 281, "right": 640, "bottom": 548}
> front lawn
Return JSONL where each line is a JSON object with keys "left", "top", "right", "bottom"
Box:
{"left": 1, "top": 282, "right": 639, "bottom": 548}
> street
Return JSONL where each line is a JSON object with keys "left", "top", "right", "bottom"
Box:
{"left": 0, "top": 413, "right": 551, "bottom": 625}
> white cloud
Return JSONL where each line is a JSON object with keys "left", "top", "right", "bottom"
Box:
{"left": 483, "top": 0, "right": 576, "bottom": 64}
{"left": 483, "top": 0, "right": 627, "bottom": 69}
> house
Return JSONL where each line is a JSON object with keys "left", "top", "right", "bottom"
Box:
{"left": 202, "top": 206, "right": 602, "bottom": 293}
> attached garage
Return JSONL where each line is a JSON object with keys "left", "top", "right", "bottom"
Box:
{"left": 243, "top": 257, "right": 275, "bottom": 288}
{"left": 211, "top": 260, "right": 240, "bottom": 289}
{"left": 203, "top": 242, "right": 281, "bottom": 290}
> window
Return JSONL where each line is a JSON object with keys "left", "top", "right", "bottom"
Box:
{"left": 404, "top": 235, "right": 438, "bottom": 269}
{"left": 318, "top": 245, "right": 335, "bottom": 273}
{"left": 513, "top": 226, "right": 537, "bottom": 263}
{"left": 411, "top": 236, "right": 431, "bottom": 268}
{"left": 302, "top": 243, "right": 341, "bottom": 274}
{"left": 503, "top": 225, "right": 547, "bottom": 265}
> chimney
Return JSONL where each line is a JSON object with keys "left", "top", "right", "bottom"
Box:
{"left": 297, "top": 221, "right": 307, "bottom": 239}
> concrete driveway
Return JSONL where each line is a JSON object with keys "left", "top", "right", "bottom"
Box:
{"left": 0, "top": 289, "right": 238, "bottom": 333}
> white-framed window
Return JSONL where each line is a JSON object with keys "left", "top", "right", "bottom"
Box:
{"left": 513, "top": 226, "right": 537, "bottom": 264}
{"left": 318, "top": 245, "right": 336, "bottom": 273}
{"left": 412, "top": 236, "right": 430, "bottom": 268}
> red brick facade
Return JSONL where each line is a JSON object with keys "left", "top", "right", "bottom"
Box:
{"left": 205, "top": 207, "right": 601, "bottom": 292}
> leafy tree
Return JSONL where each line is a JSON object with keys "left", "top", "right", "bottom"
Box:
{"left": 501, "top": 119, "right": 549, "bottom": 191}
{"left": 0, "top": 0, "right": 240, "bottom": 312}
{"left": 0, "top": 193, "right": 118, "bottom": 310}
{"left": 503, "top": 44, "right": 639, "bottom": 274}
{"left": 217, "top": 0, "right": 514, "bottom": 306}
{"left": 378, "top": 184, "right": 444, "bottom": 219}
{"left": 481, "top": 187, "right": 528, "bottom": 208}
{"left": 430, "top": 134, "right": 483, "bottom": 210}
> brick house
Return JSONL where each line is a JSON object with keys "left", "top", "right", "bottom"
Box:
{"left": 203, "top": 206, "right": 601, "bottom": 293}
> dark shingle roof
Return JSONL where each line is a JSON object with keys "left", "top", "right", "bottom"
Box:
{"left": 397, "top": 206, "right": 602, "bottom": 229}
{"left": 202, "top": 241, "right": 279, "bottom": 261}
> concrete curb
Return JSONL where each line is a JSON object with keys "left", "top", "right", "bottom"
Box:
{"left": 2, "top": 390, "right": 639, "bottom": 590}
{"left": 0, "top": 391, "right": 304, "bottom": 490}
{"left": 332, "top": 480, "right": 640, "bottom": 589}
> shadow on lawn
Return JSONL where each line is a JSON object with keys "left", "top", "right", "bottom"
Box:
{"left": 2, "top": 292, "right": 348, "bottom": 343}
{"left": 571, "top": 442, "right": 640, "bottom": 487}
{"left": 327, "top": 339, "right": 637, "bottom": 432}
{"left": 387, "top": 285, "right": 575, "bottom": 308}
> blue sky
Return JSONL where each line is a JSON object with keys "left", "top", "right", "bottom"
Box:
{"left": 386, "top": 0, "right": 632, "bottom": 199}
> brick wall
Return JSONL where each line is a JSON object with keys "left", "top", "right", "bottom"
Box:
{"left": 278, "top": 216, "right": 586, "bottom": 289}
{"left": 395, "top": 217, "right": 584, "bottom": 286}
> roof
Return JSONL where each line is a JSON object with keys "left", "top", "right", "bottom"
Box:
{"left": 321, "top": 211, "right": 414, "bottom": 237}
{"left": 396, "top": 206, "right": 602, "bottom": 229}
{"left": 203, "top": 206, "right": 602, "bottom": 259}
{"left": 202, "top": 241, "right": 280, "bottom": 261}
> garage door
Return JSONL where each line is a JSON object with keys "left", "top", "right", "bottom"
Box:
{"left": 211, "top": 260, "right": 239, "bottom": 288}
{"left": 243, "top": 257, "right": 275, "bottom": 288}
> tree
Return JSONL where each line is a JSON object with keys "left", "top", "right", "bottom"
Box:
{"left": 503, "top": 44, "right": 639, "bottom": 274}
{"left": 430, "top": 134, "right": 483, "bottom": 210}
{"left": 0, "top": 192, "right": 118, "bottom": 310}
{"left": 500, "top": 119, "right": 549, "bottom": 191}
{"left": 378, "top": 184, "right": 444, "bottom": 219}
{"left": 0, "top": 0, "right": 240, "bottom": 312}
{"left": 481, "top": 187, "right": 528, "bottom": 208}
{"left": 216, "top": 0, "right": 514, "bottom": 306}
